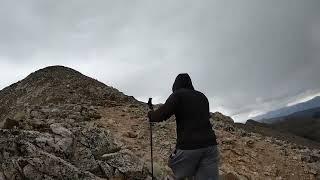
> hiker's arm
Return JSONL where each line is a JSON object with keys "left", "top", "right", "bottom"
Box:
{"left": 148, "top": 94, "right": 177, "bottom": 122}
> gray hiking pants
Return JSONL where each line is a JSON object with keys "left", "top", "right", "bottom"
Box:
{"left": 168, "top": 145, "right": 219, "bottom": 180}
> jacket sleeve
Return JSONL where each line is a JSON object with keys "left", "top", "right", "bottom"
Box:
{"left": 148, "top": 93, "right": 178, "bottom": 122}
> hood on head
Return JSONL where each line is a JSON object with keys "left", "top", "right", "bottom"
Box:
{"left": 172, "top": 73, "right": 195, "bottom": 92}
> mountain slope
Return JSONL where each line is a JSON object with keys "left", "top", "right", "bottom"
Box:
{"left": 268, "top": 107, "right": 320, "bottom": 142}
{"left": 0, "top": 65, "right": 137, "bottom": 123}
{"left": 236, "top": 119, "right": 320, "bottom": 148}
{"left": 253, "top": 96, "right": 320, "bottom": 122}
{"left": 266, "top": 107, "right": 320, "bottom": 121}
{"left": 0, "top": 66, "right": 319, "bottom": 179}
{"left": 250, "top": 107, "right": 320, "bottom": 143}
{"left": 0, "top": 66, "right": 148, "bottom": 179}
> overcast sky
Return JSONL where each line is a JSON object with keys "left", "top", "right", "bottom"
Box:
{"left": 0, "top": 0, "right": 320, "bottom": 122}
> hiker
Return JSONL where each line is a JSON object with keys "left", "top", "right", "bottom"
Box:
{"left": 148, "top": 73, "right": 219, "bottom": 180}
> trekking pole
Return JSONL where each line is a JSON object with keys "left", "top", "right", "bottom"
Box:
{"left": 147, "top": 98, "right": 154, "bottom": 180}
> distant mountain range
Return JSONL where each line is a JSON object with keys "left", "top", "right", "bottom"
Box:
{"left": 270, "top": 107, "right": 320, "bottom": 142}
{"left": 253, "top": 96, "right": 320, "bottom": 122}
{"left": 250, "top": 96, "right": 320, "bottom": 143}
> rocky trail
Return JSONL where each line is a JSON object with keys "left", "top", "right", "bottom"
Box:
{"left": 0, "top": 66, "right": 319, "bottom": 180}
{"left": 98, "top": 106, "right": 320, "bottom": 180}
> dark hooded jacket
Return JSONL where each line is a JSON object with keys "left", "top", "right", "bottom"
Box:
{"left": 148, "top": 73, "right": 217, "bottom": 150}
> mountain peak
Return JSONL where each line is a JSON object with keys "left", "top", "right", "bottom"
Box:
{"left": 36, "top": 65, "right": 78, "bottom": 72}
{"left": 0, "top": 66, "right": 138, "bottom": 121}
{"left": 25, "top": 65, "right": 84, "bottom": 81}
{"left": 253, "top": 95, "right": 320, "bottom": 121}
{"left": 311, "top": 96, "right": 320, "bottom": 101}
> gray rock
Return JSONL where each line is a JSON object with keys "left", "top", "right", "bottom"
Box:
{"left": 222, "top": 138, "right": 236, "bottom": 146}
{"left": 2, "top": 118, "right": 19, "bottom": 129}
{"left": 50, "top": 123, "right": 73, "bottom": 137}
{"left": 0, "top": 124, "right": 146, "bottom": 179}
{"left": 1, "top": 160, "right": 22, "bottom": 180}
{"left": 0, "top": 172, "right": 5, "bottom": 180}
{"left": 55, "top": 136, "right": 74, "bottom": 153}
{"left": 101, "top": 152, "right": 119, "bottom": 161}
{"left": 124, "top": 131, "right": 138, "bottom": 138}
{"left": 71, "top": 144, "right": 100, "bottom": 172}
{"left": 23, "top": 164, "right": 45, "bottom": 180}
{"left": 246, "top": 140, "right": 255, "bottom": 148}
{"left": 21, "top": 142, "right": 99, "bottom": 180}
{"left": 102, "top": 150, "right": 147, "bottom": 179}
{"left": 98, "top": 161, "right": 114, "bottom": 177}
{"left": 75, "top": 125, "right": 119, "bottom": 157}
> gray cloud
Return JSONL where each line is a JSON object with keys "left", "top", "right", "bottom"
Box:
{"left": 0, "top": 0, "right": 319, "bottom": 122}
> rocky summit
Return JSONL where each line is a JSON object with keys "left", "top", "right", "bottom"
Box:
{"left": 0, "top": 66, "right": 319, "bottom": 180}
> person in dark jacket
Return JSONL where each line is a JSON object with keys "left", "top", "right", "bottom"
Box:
{"left": 148, "top": 73, "right": 219, "bottom": 180}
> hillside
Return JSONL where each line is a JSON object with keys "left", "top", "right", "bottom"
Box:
{"left": 0, "top": 66, "right": 148, "bottom": 179}
{"left": 236, "top": 120, "right": 320, "bottom": 149}
{"left": 265, "top": 107, "right": 320, "bottom": 122}
{"left": 0, "top": 66, "right": 137, "bottom": 121}
{"left": 253, "top": 96, "right": 320, "bottom": 121}
{"left": 0, "top": 66, "right": 319, "bottom": 179}
{"left": 269, "top": 107, "right": 320, "bottom": 143}
{"left": 249, "top": 107, "right": 320, "bottom": 143}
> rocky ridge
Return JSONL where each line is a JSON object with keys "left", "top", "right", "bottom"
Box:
{"left": 0, "top": 66, "right": 319, "bottom": 179}
{"left": 0, "top": 66, "right": 148, "bottom": 179}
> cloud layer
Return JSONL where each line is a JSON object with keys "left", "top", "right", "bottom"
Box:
{"left": 0, "top": 0, "right": 320, "bottom": 122}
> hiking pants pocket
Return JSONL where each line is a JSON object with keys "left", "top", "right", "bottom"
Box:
{"left": 168, "top": 149, "right": 184, "bottom": 167}
{"left": 168, "top": 149, "right": 199, "bottom": 179}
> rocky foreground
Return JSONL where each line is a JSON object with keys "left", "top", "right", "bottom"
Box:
{"left": 0, "top": 66, "right": 319, "bottom": 180}
{"left": 98, "top": 106, "right": 320, "bottom": 180}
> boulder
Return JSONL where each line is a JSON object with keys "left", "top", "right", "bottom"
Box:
{"left": 124, "top": 131, "right": 138, "bottom": 138}
{"left": 246, "top": 140, "right": 255, "bottom": 148}
{"left": 50, "top": 123, "right": 73, "bottom": 137}
{"left": 73, "top": 125, "right": 119, "bottom": 157}
{"left": 211, "top": 112, "right": 234, "bottom": 124}
{"left": 101, "top": 149, "right": 147, "bottom": 179}
{"left": 1, "top": 118, "right": 19, "bottom": 129}
{"left": 98, "top": 161, "right": 114, "bottom": 177}
{"left": 0, "top": 124, "right": 147, "bottom": 179}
